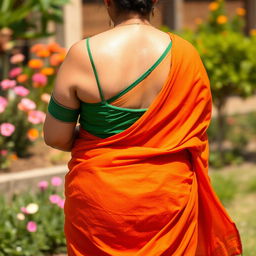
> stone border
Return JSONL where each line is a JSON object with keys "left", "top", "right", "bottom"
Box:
{"left": 0, "top": 165, "right": 68, "bottom": 198}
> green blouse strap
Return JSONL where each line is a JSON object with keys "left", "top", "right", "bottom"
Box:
{"left": 86, "top": 37, "right": 105, "bottom": 102}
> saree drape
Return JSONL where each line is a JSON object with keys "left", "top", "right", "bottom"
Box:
{"left": 64, "top": 32, "right": 243, "bottom": 256}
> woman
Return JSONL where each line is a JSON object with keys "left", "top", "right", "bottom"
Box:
{"left": 43, "top": 0, "right": 243, "bottom": 255}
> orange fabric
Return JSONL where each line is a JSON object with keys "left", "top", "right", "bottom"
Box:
{"left": 64, "top": 32, "right": 243, "bottom": 256}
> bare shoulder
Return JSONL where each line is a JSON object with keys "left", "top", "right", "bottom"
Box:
{"left": 87, "top": 26, "right": 172, "bottom": 55}
{"left": 63, "top": 40, "right": 89, "bottom": 69}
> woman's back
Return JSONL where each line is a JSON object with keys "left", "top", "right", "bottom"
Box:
{"left": 67, "top": 25, "right": 172, "bottom": 109}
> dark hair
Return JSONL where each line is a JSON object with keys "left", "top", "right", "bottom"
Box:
{"left": 113, "top": 0, "right": 154, "bottom": 15}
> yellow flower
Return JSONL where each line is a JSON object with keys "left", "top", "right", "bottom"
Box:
{"left": 217, "top": 15, "right": 228, "bottom": 24}
{"left": 236, "top": 7, "right": 246, "bottom": 16}
{"left": 250, "top": 29, "right": 256, "bottom": 36}
{"left": 195, "top": 18, "right": 203, "bottom": 25}
{"left": 209, "top": 2, "right": 219, "bottom": 11}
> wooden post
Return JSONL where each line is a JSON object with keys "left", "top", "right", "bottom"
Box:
{"left": 162, "top": 0, "right": 183, "bottom": 30}
{"left": 245, "top": 0, "right": 256, "bottom": 34}
{"left": 55, "top": 0, "right": 83, "bottom": 49}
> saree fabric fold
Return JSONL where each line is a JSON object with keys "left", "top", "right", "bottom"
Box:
{"left": 65, "top": 33, "right": 243, "bottom": 256}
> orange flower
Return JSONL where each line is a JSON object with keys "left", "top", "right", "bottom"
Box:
{"left": 27, "top": 128, "right": 39, "bottom": 141}
{"left": 31, "top": 44, "right": 45, "bottom": 53}
{"left": 9, "top": 153, "right": 18, "bottom": 161}
{"left": 40, "top": 67, "right": 55, "bottom": 76}
{"left": 48, "top": 42, "right": 63, "bottom": 53}
{"left": 209, "top": 2, "right": 219, "bottom": 11}
{"left": 28, "top": 59, "right": 44, "bottom": 69}
{"left": 36, "top": 48, "right": 50, "bottom": 58}
{"left": 217, "top": 15, "right": 228, "bottom": 24}
{"left": 50, "top": 53, "right": 66, "bottom": 66}
{"left": 236, "top": 7, "right": 246, "bottom": 16}
{"left": 250, "top": 29, "right": 256, "bottom": 36}
{"left": 195, "top": 18, "right": 203, "bottom": 25}
{"left": 17, "top": 74, "right": 28, "bottom": 83}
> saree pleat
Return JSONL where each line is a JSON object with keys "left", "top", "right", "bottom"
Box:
{"left": 64, "top": 32, "right": 243, "bottom": 256}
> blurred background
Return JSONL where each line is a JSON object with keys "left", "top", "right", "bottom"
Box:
{"left": 0, "top": 0, "right": 255, "bottom": 255}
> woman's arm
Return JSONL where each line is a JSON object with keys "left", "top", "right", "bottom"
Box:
{"left": 43, "top": 41, "right": 83, "bottom": 152}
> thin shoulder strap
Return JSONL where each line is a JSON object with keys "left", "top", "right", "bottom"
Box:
{"left": 86, "top": 37, "right": 105, "bottom": 102}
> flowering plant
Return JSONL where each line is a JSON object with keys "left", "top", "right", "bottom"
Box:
{"left": 165, "top": 0, "right": 256, "bottom": 166}
{"left": 0, "top": 176, "right": 66, "bottom": 255}
{"left": 0, "top": 41, "right": 66, "bottom": 169}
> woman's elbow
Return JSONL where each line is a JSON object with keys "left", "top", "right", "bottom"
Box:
{"left": 43, "top": 133, "right": 73, "bottom": 151}
{"left": 44, "top": 138, "right": 72, "bottom": 152}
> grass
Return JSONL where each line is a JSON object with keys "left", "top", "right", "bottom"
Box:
{"left": 209, "top": 163, "right": 256, "bottom": 256}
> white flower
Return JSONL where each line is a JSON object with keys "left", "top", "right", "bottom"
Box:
{"left": 16, "top": 213, "right": 25, "bottom": 220}
{"left": 26, "top": 203, "right": 39, "bottom": 214}
{"left": 16, "top": 246, "right": 22, "bottom": 252}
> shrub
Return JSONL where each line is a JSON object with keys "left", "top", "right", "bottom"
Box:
{"left": 0, "top": 42, "right": 66, "bottom": 169}
{"left": 0, "top": 176, "right": 66, "bottom": 256}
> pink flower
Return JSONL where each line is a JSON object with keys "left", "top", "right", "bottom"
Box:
{"left": 26, "top": 221, "right": 37, "bottom": 232}
{"left": 20, "top": 207, "right": 29, "bottom": 214}
{"left": 18, "top": 98, "right": 36, "bottom": 112}
{"left": 57, "top": 199, "right": 65, "bottom": 209}
{"left": 10, "top": 53, "right": 25, "bottom": 64}
{"left": 0, "top": 123, "right": 15, "bottom": 136}
{"left": 9, "top": 67, "right": 22, "bottom": 78}
{"left": 0, "top": 96, "right": 8, "bottom": 113}
{"left": 51, "top": 176, "right": 62, "bottom": 187}
{"left": 1, "top": 79, "right": 16, "bottom": 90}
{"left": 13, "top": 86, "right": 30, "bottom": 97}
{"left": 28, "top": 110, "right": 46, "bottom": 124}
{"left": 32, "top": 73, "right": 47, "bottom": 87}
{"left": 0, "top": 149, "right": 8, "bottom": 156}
{"left": 49, "top": 194, "right": 62, "bottom": 204}
{"left": 38, "top": 180, "right": 48, "bottom": 190}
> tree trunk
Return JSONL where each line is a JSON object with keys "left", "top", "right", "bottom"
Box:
{"left": 244, "top": 0, "right": 256, "bottom": 35}
{"left": 215, "top": 98, "right": 227, "bottom": 163}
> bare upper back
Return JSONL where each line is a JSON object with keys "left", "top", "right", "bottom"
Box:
{"left": 66, "top": 25, "right": 172, "bottom": 109}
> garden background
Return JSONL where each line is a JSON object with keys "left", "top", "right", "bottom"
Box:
{"left": 0, "top": 0, "right": 255, "bottom": 255}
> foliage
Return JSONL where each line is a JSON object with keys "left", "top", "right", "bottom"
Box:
{"left": 208, "top": 111, "right": 256, "bottom": 168}
{"left": 0, "top": 42, "right": 66, "bottom": 169}
{"left": 0, "top": 176, "right": 66, "bottom": 256}
{"left": 0, "top": 0, "right": 69, "bottom": 39}
{"left": 210, "top": 172, "right": 238, "bottom": 205}
{"left": 167, "top": 0, "right": 256, "bottom": 166}
{"left": 181, "top": 0, "right": 256, "bottom": 103}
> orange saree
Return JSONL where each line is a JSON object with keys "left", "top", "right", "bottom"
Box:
{"left": 64, "top": 33, "right": 243, "bottom": 256}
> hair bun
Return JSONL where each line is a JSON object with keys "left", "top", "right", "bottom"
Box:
{"left": 114, "top": 0, "right": 154, "bottom": 15}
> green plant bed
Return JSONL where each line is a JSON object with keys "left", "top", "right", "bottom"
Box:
{"left": 209, "top": 164, "right": 256, "bottom": 256}
{"left": 0, "top": 177, "right": 66, "bottom": 256}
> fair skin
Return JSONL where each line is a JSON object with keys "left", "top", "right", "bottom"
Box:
{"left": 43, "top": 0, "right": 172, "bottom": 151}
